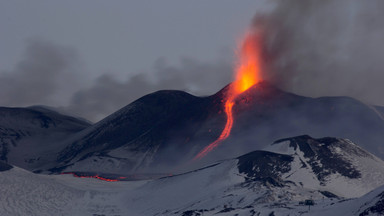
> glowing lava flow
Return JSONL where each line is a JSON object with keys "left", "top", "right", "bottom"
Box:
{"left": 61, "top": 172, "right": 127, "bottom": 182}
{"left": 194, "top": 31, "right": 263, "bottom": 160}
{"left": 233, "top": 32, "right": 263, "bottom": 95}
{"left": 194, "top": 100, "right": 235, "bottom": 159}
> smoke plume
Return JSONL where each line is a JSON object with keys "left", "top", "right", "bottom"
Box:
{"left": 2, "top": 1, "right": 384, "bottom": 122}
{"left": 257, "top": 0, "right": 384, "bottom": 106}
{"left": 0, "top": 39, "right": 232, "bottom": 122}
{"left": 0, "top": 39, "right": 81, "bottom": 107}
{"left": 65, "top": 57, "right": 232, "bottom": 121}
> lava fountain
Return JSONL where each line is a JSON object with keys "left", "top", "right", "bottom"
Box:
{"left": 194, "top": 31, "right": 263, "bottom": 160}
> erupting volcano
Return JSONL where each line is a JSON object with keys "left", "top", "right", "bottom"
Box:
{"left": 194, "top": 31, "right": 263, "bottom": 160}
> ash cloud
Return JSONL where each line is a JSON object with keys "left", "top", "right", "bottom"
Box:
{"left": 65, "top": 57, "right": 232, "bottom": 122}
{"left": 4, "top": 0, "right": 383, "bottom": 123}
{"left": 0, "top": 39, "right": 81, "bottom": 107}
{"left": 0, "top": 39, "right": 232, "bottom": 122}
{"left": 67, "top": 0, "right": 384, "bottom": 122}
{"left": 257, "top": 0, "right": 384, "bottom": 106}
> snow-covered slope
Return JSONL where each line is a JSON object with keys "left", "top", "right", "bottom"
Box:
{"left": 121, "top": 135, "right": 384, "bottom": 215}
{"left": 0, "top": 106, "right": 91, "bottom": 171}
{"left": 50, "top": 82, "right": 384, "bottom": 174}
{"left": 355, "top": 185, "right": 384, "bottom": 216}
{"left": 0, "top": 165, "right": 146, "bottom": 216}
{"left": 373, "top": 105, "right": 384, "bottom": 120}
{"left": 262, "top": 135, "right": 384, "bottom": 197}
{"left": 1, "top": 136, "right": 383, "bottom": 216}
{"left": 120, "top": 135, "right": 384, "bottom": 215}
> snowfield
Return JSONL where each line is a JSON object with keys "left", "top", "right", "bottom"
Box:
{"left": 264, "top": 136, "right": 384, "bottom": 198}
{"left": 0, "top": 167, "right": 147, "bottom": 216}
{"left": 1, "top": 155, "right": 384, "bottom": 216}
{"left": 1, "top": 135, "right": 384, "bottom": 216}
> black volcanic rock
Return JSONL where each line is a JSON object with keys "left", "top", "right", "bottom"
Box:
{"left": 274, "top": 135, "right": 362, "bottom": 182}
{"left": 236, "top": 135, "right": 384, "bottom": 194}
{"left": 359, "top": 191, "right": 384, "bottom": 216}
{"left": 225, "top": 83, "right": 384, "bottom": 159}
{"left": 54, "top": 90, "right": 220, "bottom": 172}
{"left": 356, "top": 185, "right": 384, "bottom": 216}
{"left": 49, "top": 81, "right": 384, "bottom": 174}
{"left": 237, "top": 151, "right": 294, "bottom": 187}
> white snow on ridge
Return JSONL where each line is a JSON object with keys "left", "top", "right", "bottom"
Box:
{"left": 264, "top": 140, "right": 295, "bottom": 155}
{"left": 0, "top": 167, "right": 146, "bottom": 216}
{"left": 121, "top": 160, "right": 245, "bottom": 215}
{"left": 263, "top": 138, "right": 384, "bottom": 198}
{"left": 2, "top": 135, "right": 384, "bottom": 216}
{"left": 0, "top": 161, "right": 384, "bottom": 216}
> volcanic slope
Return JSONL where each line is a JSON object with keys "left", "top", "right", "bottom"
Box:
{"left": 1, "top": 135, "right": 384, "bottom": 216}
{"left": 0, "top": 106, "right": 91, "bottom": 171}
{"left": 122, "top": 135, "right": 384, "bottom": 215}
{"left": 53, "top": 81, "right": 384, "bottom": 174}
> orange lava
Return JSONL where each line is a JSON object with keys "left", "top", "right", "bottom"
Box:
{"left": 194, "top": 31, "right": 262, "bottom": 160}
{"left": 62, "top": 172, "right": 124, "bottom": 182}
{"left": 233, "top": 32, "right": 263, "bottom": 95}
{"left": 194, "top": 100, "right": 234, "bottom": 159}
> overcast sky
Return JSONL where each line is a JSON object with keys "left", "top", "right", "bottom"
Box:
{"left": 1, "top": 1, "right": 384, "bottom": 122}
{"left": 1, "top": 1, "right": 269, "bottom": 76}
{"left": 0, "top": 0, "right": 270, "bottom": 121}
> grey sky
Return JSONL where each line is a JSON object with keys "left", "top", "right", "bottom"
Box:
{"left": 1, "top": 1, "right": 384, "bottom": 122}
{"left": 1, "top": 1, "right": 264, "bottom": 82}
{"left": 257, "top": 0, "right": 384, "bottom": 107}
{"left": 0, "top": 0, "right": 269, "bottom": 121}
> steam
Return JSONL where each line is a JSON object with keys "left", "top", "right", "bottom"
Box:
{"left": 0, "top": 39, "right": 81, "bottom": 107}
{"left": 257, "top": 0, "right": 384, "bottom": 106}
{"left": 0, "top": 39, "right": 232, "bottom": 121}
{"left": 2, "top": 1, "right": 384, "bottom": 122}
{"left": 65, "top": 57, "right": 232, "bottom": 121}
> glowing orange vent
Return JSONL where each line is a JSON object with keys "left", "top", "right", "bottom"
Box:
{"left": 194, "top": 31, "right": 263, "bottom": 160}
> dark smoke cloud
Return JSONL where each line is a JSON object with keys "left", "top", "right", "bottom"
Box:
{"left": 0, "top": 39, "right": 232, "bottom": 122}
{"left": 0, "top": 39, "right": 81, "bottom": 107}
{"left": 5, "top": 1, "right": 383, "bottom": 123}
{"left": 65, "top": 57, "right": 232, "bottom": 122}
{"left": 257, "top": 0, "right": 384, "bottom": 106}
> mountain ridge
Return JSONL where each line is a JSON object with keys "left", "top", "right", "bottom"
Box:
{"left": 1, "top": 81, "right": 384, "bottom": 175}
{"left": 52, "top": 81, "right": 384, "bottom": 174}
{"left": 0, "top": 106, "right": 91, "bottom": 170}
{"left": 0, "top": 134, "right": 384, "bottom": 215}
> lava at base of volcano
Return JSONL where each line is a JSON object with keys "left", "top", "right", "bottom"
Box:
{"left": 61, "top": 172, "right": 172, "bottom": 182}
{"left": 61, "top": 172, "right": 125, "bottom": 182}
